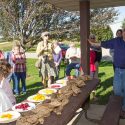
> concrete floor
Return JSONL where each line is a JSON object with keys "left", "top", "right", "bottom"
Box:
{"left": 68, "top": 104, "right": 125, "bottom": 125}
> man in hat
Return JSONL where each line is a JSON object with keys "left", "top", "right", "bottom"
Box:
{"left": 36, "top": 31, "right": 56, "bottom": 88}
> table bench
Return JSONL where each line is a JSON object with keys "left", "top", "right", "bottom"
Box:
{"left": 100, "top": 95, "right": 123, "bottom": 125}
{"left": 2, "top": 78, "right": 100, "bottom": 125}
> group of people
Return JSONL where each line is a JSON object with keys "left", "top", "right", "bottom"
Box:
{"left": 1, "top": 28, "right": 125, "bottom": 118}
{"left": 36, "top": 32, "right": 62, "bottom": 88}
{"left": 0, "top": 41, "right": 27, "bottom": 113}
{"left": 89, "top": 28, "right": 125, "bottom": 118}
{"left": 36, "top": 29, "right": 125, "bottom": 118}
{"left": 35, "top": 31, "right": 102, "bottom": 89}
{"left": 36, "top": 32, "right": 82, "bottom": 88}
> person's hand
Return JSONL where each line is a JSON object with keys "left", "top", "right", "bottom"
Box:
{"left": 70, "top": 56, "right": 77, "bottom": 60}
{"left": 88, "top": 39, "right": 93, "bottom": 45}
{"left": 54, "top": 62, "right": 59, "bottom": 67}
{"left": 88, "top": 39, "right": 100, "bottom": 47}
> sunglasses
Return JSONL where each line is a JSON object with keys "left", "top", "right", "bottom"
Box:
{"left": 90, "top": 37, "right": 95, "bottom": 39}
{"left": 44, "top": 34, "right": 49, "bottom": 37}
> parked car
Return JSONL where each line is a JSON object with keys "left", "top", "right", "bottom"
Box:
{"left": 59, "top": 43, "right": 69, "bottom": 61}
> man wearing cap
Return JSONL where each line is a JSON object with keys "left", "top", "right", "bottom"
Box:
{"left": 89, "top": 28, "right": 125, "bottom": 118}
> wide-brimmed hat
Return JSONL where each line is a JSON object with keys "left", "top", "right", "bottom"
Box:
{"left": 41, "top": 31, "right": 50, "bottom": 38}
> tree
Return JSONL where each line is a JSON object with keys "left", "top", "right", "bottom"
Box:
{"left": 0, "top": 1, "right": 118, "bottom": 49}
{"left": 91, "top": 25, "right": 113, "bottom": 42}
{"left": 0, "top": 0, "right": 79, "bottom": 49}
{"left": 122, "top": 18, "right": 125, "bottom": 29}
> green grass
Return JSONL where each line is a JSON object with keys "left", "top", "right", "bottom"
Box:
{"left": 0, "top": 42, "right": 37, "bottom": 52}
{"left": 0, "top": 42, "right": 13, "bottom": 51}
{"left": 15, "top": 59, "right": 114, "bottom": 104}
{"left": 96, "top": 61, "right": 114, "bottom": 104}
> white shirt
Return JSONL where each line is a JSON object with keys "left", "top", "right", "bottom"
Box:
{"left": 0, "top": 88, "right": 12, "bottom": 113}
{"left": 0, "top": 79, "right": 16, "bottom": 105}
{"left": 54, "top": 45, "right": 61, "bottom": 54}
{"left": 65, "top": 47, "right": 81, "bottom": 63}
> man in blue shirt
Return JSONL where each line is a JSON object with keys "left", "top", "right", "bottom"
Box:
{"left": 89, "top": 28, "right": 125, "bottom": 118}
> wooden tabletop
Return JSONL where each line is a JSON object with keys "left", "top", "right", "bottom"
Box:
{"left": 2, "top": 78, "right": 100, "bottom": 125}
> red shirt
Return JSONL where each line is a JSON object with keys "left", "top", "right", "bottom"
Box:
{"left": 90, "top": 50, "right": 96, "bottom": 72}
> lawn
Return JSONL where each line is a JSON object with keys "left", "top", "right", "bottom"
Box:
{"left": 15, "top": 59, "right": 114, "bottom": 104}
{"left": 0, "top": 41, "right": 37, "bottom": 52}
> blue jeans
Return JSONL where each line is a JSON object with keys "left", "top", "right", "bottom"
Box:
{"left": 113, "top": 68, "right": 125, "bottom": 111}
{"left": 14, "top": 72, "right": 26, "bottom": 94}
{"left": 66, "top": 63, "right": 80, "bottom": 77}
{"left": 55, "top": 65, "right": 60, "bottom": 80}
{"left": 7, "top": 73, "right": 18, "bottom": 93}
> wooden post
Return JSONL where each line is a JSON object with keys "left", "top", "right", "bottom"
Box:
{"left": 80, "top": 1, "right": 90, "bottom": 75}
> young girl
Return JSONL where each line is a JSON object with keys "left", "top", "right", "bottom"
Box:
{"left": 0, "top": 88, "right": 12, "bottom": 113}
{"left": 0, "top": 62, "right": 16, "bottom": 105}
{"left": 12, "top": 44, "right": 26, "bottom": 95}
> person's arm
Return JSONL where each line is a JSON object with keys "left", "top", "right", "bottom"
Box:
{"left": 88, "top": 39, "right": 101, "bottom": 47}
{"left": 11, "top": 53, "right": 16, "bottom": 64}
{"left": 89, "top": 38, "right": 115, "bottom": 49}
{"left": 36, "top": 42, "right": 46, "bottom": 57}
{"left": 19, "top": 53, "right": 26, "bottom": 64}
{"left": 65, "top": 49, "right": 70, "bottom": 59}
{"left": 101, "top": 38, "right": 116, "bottom": 49}
{"left": 57, "top": 51, "right": 62, "bottom": 64}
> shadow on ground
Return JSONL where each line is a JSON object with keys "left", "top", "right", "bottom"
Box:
{"left": 92, "top": 76, "right": 113, "bottom": 105}
{"left": 16, "top": 82, "right": 43, "bottom": 103}
{"left": 99, "top": 61, "right": 113, "bottom": 67}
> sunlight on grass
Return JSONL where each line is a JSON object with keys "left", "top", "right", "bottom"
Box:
{"left": 96, "top": 62, "right": 114, "bottom": 104}
{"left": 0, "top": 42, "right": 13, "bottom": 51}
{"left": 15, "top": 59, "right": 114, "bottom": 104}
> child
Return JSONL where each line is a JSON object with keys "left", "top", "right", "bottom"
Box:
{"left": 0, "top": 88, "right": 12, "bottom": 113}
{"left": 0, "top": 62, "right": 16, "bottom": 105}
{"left": 12, "top": 44, "right": 26, "bottom": 95}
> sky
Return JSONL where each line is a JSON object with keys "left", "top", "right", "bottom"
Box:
{"left": 109, "top": 6, "right": 125, "bottom": 36}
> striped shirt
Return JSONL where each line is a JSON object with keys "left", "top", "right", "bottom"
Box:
{"left": 12, "top": 52, "right": 26, "bottom": 72}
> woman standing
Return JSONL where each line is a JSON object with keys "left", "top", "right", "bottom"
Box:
{"left": 89, "top": 34, "right": 102, "bottom": 78}
{"left": 52, "top": 41, "right": 62, "bottom": 80}
{"left": 36, "top": 32, "right": 56, "bottom": 88}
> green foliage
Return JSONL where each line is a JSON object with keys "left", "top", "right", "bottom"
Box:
{"left": 91, "top": 25, "right": 113, "bottom": 41}
{"left": 0, "top": 1, "right": 118, "bottom": 49}
{"left": 122, "top": 18, "right": 125, "bottom": 29}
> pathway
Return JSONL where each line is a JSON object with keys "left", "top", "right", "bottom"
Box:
{"left": 68, "top": 104, "right": 125, "bottom": 125}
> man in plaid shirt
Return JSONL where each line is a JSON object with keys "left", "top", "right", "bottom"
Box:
{"left": 12, "top": 44, "right": 26, "bottom": 95}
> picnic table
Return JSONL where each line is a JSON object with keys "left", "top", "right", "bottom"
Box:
{"left": 2, "top": 78, "right": 100, "bottom": 125}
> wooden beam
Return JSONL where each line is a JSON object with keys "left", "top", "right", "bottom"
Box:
{"left": 43, "top": 0, "right": 125, "bottom": 11}
{"left": 80, "top": 1, "right": 90, "bottom": 75}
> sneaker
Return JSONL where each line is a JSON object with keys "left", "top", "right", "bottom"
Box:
{"left": 21, "top": 92, "right": 26, "bottom": 95}
{"left": 14, "top": 93, "right": 19, "bottom": 97}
